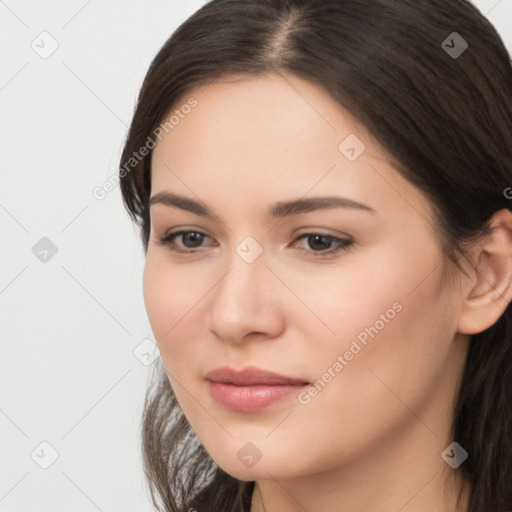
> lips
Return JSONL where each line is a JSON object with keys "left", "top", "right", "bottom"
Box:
{"left": 205, "top": 366, "right": 310, "bottom": 386}
{"left": 205, "top": 366, "right": 310, "bottom": 412}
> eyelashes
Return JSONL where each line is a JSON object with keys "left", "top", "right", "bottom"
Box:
{"left": 155, "top": 229, "right": 354, "bottom": 258}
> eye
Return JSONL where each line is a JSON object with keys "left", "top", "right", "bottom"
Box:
{"left": 292, "top": 233, "right": 354, "bottom": 257}
{"left": 156, "top": 230, "right": 213, "bottom": 253}
{"left": 156, "top": 229, "right": 353, "bottom": 257}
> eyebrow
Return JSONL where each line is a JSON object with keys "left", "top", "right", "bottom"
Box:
{"left": 149, "top": 191, "right": 376, "bottom": 218}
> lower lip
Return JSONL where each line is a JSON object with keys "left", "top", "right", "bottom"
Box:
{"left": 208, "top": 381, "right": 309, "bottom": 412}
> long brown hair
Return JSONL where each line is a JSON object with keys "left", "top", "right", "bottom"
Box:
{"left": 119, "top": 1, "right": 512, "bottom": 510}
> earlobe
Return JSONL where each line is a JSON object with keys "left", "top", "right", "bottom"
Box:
{"left": 457, "top": 209, "right": 512, "bottom": 335}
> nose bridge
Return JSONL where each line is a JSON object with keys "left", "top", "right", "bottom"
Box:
{"left": 213, "top": 241, "right": 267, "bottom": 315}
{"left": 207, "top": 238, "right": 282, "bottom": 342}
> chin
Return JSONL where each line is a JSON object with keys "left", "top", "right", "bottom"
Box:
{"left": 210, "top": 448, "right": 307, "bottom": 482}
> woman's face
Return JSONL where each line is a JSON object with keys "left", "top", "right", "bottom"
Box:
{"left": 144, "top": 72, "right": 469, "bottom": 482}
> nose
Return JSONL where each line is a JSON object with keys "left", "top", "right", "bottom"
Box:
{"left": 206, "top": 247, "right": 285, "bottom": 345}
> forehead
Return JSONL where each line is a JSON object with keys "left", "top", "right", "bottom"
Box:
{"left": 153, "top": 72, "right": 369, "bottom": 165}
{"left": 150, "top": 72, "right": 432, "bottom": 224}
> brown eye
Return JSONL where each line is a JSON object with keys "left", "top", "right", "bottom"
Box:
{"left": 156, "top": 230, "right": 212, "bottom": 253}
{"left": 293, "top": 233, "right": 354, "bottom": 257}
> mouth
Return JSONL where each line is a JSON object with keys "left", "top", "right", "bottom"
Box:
{"left": 205, "top": 366, "right": 310, "bottom": 412}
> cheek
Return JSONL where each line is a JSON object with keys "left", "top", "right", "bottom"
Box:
{"left": 142, "top": 257, "right": 208, "bottom": 415}
{"left": 142, "top": 256, "right": 201, "bottom": 355}
{"left": 291, "top": 242, "right": 452, "bottom": 402}
{"left": 313, "top": 270, "right": 453, "bottom": 431}
{"left": 282, "top": 270, "right": 454, "bottom": 472}
{"left": 143, "top": 258, "right": 173, "bottom": 339}
{"left": 273, "top": 249, "right": 410, "bottom": 352}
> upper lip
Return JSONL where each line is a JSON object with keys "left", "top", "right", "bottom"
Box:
{"left": 205, "top": 366, "right": 309, "bottom": 386}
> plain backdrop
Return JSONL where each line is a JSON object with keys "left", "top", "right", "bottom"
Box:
{"left": 0, "top": 1, "right": 511, "bottom": 511}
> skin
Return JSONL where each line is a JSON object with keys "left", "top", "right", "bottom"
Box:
{"left": 143, "top": 72, "right": 512, "bottom": 512}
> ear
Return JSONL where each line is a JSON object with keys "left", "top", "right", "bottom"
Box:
{"left": 458, "top": 209, "right": 512, "bottom": 335}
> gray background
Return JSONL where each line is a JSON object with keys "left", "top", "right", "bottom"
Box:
{"left": 1, "top": 1, "right": 511, "bottom": 510}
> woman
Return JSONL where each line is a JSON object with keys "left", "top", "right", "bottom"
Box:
{"left": 119, "top": 0, "right": 512, "bottom": 510}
